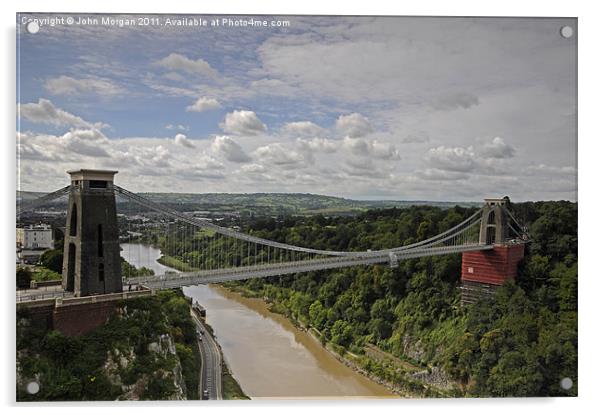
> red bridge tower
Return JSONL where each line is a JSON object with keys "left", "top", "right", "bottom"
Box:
{"left": 460, "top": 198, "right": 526, "bottom": 304}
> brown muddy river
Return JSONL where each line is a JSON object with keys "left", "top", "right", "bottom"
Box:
{"left": 183, "top": 284, "right": 395, "bottom": 399}
{"left": 121, "top": 243, "right": 395, "bottom": 399}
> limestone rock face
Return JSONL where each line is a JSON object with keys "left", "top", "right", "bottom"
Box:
{"left": 103, "top": 332, "right": 187, "bottom": 400}
{"left": 400, "top": 334, "right": 425, "bottom": 362}
{"left": 411, "top": 366, "right": 455, "bottom": 391}
{"left": 103, "top": 346, "right": 135, "bottom": 387}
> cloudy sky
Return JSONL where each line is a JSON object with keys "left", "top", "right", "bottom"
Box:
{"left": 17, "top": 14, "right": 576, "bottom": 201}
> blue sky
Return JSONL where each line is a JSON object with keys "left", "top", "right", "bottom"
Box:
{"left": 17, "top": 14, "right": 577, "bottom": 201}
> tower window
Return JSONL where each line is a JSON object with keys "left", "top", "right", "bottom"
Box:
{"left": 69, "top": 203, "right": 77, "bottom": 236}
{"left": 98, "top": 263, "right": 105, "bottom": 282}
{"left": 486, "top": 210, "right": 497, "bottom": 244}
{"left": 89, "top": 180, "right": 108, "bottom": 189}
{"left": 97, "top": 224, "right": 104, "bottom": 257}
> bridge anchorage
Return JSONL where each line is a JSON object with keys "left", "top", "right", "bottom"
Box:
{"left": 17, "top": 170, "right": 529, "bottom": 311}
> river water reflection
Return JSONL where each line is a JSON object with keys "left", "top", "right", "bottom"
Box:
{"left": 121, "top": 243, "right": 395, "bottom": 399}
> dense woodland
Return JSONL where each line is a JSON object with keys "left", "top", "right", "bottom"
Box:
{"left": 161, "top": 201, "right": 577, "bottom": 397}
{"left": 17, "top": 200, "right": 577, "bottom": 398}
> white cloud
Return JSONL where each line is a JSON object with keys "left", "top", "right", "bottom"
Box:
{"left": 342, "top": 137, "right": 400, "bottom": 160}
{"left": 44, "top": 75, "right": 121, "bottom": 96}
{"left": 152, "top": 145, "right": 171, "bottom": 167}
{"left": 18, "top": 142, "right": 53, "bottom": 161}
{"left": 343, "top": 158, "right": 391, "bottom": 179}
{"left": 432, "top": 92, "right": 480, "bottom": 110}
{"left": 282, "top": 121, "right": 324, "bottom": 137}
{"left": 426, "top": 145, "right": 476, "bottom": 172}
{"left": 189, "top": 155, "right": 224, "bottom": 171}
{"left": 61, "top": 128, "right": 111, "bottom": 158}
{"left": 525, "top": 164, "right": 576, "bottom": 176}
{"left": 220, "top": 110, "right": 267, "bottom": 136}
{"left": 296, "top": 138, "right": 339, "bottom": 154}
{"left": 174, "top": 133, "right": 195, "bottom": 148}
{"left": 416, "top": 168, "right": 469, "bottom": 181}
{"left": 168, "top": 155, "right": 226, "bottom": 181}
{"left": 62, "top": 128, "right": 107, "bottom": 142}
{"left": 256, "top": 19, "right": 572, "bottom": 105}
{"left": 66, "top": 140, "right": 111, "bottom": 158}
{"left": 370, "top": 141, "right": 400, "bottom": 160}
{"left": 253, "top": 143, "right": 305, "bottom": 168}
{"left": 19, "top": 98, "right": 107, "bottom": 129}
{"left": 156, "top": 53, "right": 217, "bottom": 77}
{"left": 249, "top": 78, "right": 298, "bottom": 96}
{"left": 186, "top": 97, "right": 221, "bottom": 112}
{"left": 18, "top": 128, "right": 111, "bottom": 161}
{"left": 335, "top": 113, "right": 374, "bottom": 138}
{"left": 211, "top": 136, "right": 251, "bottom": 163}
{"left": 164, "top": 72, "right": 186, "bottom": 82}
{"left": 479, "top": 136, "right": 516, "bottom": 159}
{"left": 295, "top": 138, "right": 340, "bottom": 164}
{"left": 17, "top": 132, "right": 60, "bottom": 161}
{"left": 401, "top": 131, "right": 430, "bottom": 144}
{"left": 165, "top": 124, "right": 189, "bottom": 131}
{"left": 239, "top": 164, "right": 267, "bottom": 174}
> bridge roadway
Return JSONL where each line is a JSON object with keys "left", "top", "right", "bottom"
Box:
{"left": 16, "top": 244, "right": 492, "bottom": 303}
{"left": 126, "top": 243, "right": 493, "bottom": 290}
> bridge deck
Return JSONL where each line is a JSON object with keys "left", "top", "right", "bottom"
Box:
{"left": 17, "top": 243, "right": 492, "bottom": 303}
{"left": 128, "top": 243, "right": 492, "bottom": 290}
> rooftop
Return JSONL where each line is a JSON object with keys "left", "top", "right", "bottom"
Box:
{"left": 67, "top": 169, "right": 118, "bottom": 182}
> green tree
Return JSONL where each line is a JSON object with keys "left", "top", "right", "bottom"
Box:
{"left": 330, "top": 319, "right": 353, "bottom": 348}
{"left": 368, "top": 317, "right": 392, "bottom": 341}
{"left": 309, "top": 300, "right": 327, "bottom": 329}
{"left": 487, "top": 351, "right": 543, "bottom": 397}
{"left": 526, "top": 255, "right": 549, "bottom": 278}
{"left": 39, "top": 249, "right": 63, "bottom": 273}
{"left": 16, "top": 267, "right": 32, "bottom": 289}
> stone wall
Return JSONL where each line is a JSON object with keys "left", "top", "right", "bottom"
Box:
{"left": 52, "top": 301, "right": 118, "bottom": 337}
{"left": 17, "top": 290, "right": 153, "bottom": 337}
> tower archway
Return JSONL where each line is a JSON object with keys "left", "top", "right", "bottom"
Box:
{"left": 486, "top": 210, "right": 496, "bottom": 244}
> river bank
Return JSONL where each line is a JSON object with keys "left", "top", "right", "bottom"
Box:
{"left": 183, "top": 284, "right": 394, "bottom": 398}
{"left": 222, "top": 282, "right": 458, "bottom": 398}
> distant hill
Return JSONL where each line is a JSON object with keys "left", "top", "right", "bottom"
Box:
{"left": 118, "top": 192, "right": 481, "bottom": 216}
{"left": 17, "top": 190, "right": 480, "bottom": 216}
{"left": 16, "top": 190, "right": 47, "bottom": 201}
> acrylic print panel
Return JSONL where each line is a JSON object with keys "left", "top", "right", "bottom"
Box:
{"left": 16, "top": 14, "right": 577, "bottom": 401}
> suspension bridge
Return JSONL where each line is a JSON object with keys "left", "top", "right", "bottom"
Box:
{"left": 16, "top": 170, "right": 528, "bottom": 303}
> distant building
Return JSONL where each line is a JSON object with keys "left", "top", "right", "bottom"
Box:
{"left": 16, "top": 224, "right": 53, "bottom": 264}
{"left": 16, "top": 224, "right": 53, "bottom": 250}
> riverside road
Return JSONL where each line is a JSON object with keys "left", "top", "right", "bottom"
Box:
{"left": 192, "top": 311, "right": 222, "bottom": 400}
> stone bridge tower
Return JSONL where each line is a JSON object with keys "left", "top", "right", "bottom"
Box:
{"left": 461, "top": 198, "right": 525, "bottom": 305}
{"left": 62, "top": 170, "right": 122, "bottom": 297}
{"left": 478, "top": 198, "right": 510, "bottom": 245}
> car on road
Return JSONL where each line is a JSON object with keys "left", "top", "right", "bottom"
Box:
{"left": 203, "top": 389, "right": 209, "bottom": 400}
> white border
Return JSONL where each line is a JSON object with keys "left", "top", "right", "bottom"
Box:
{"left": 2, "top": 1, "right": 600, "bottom": 414}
